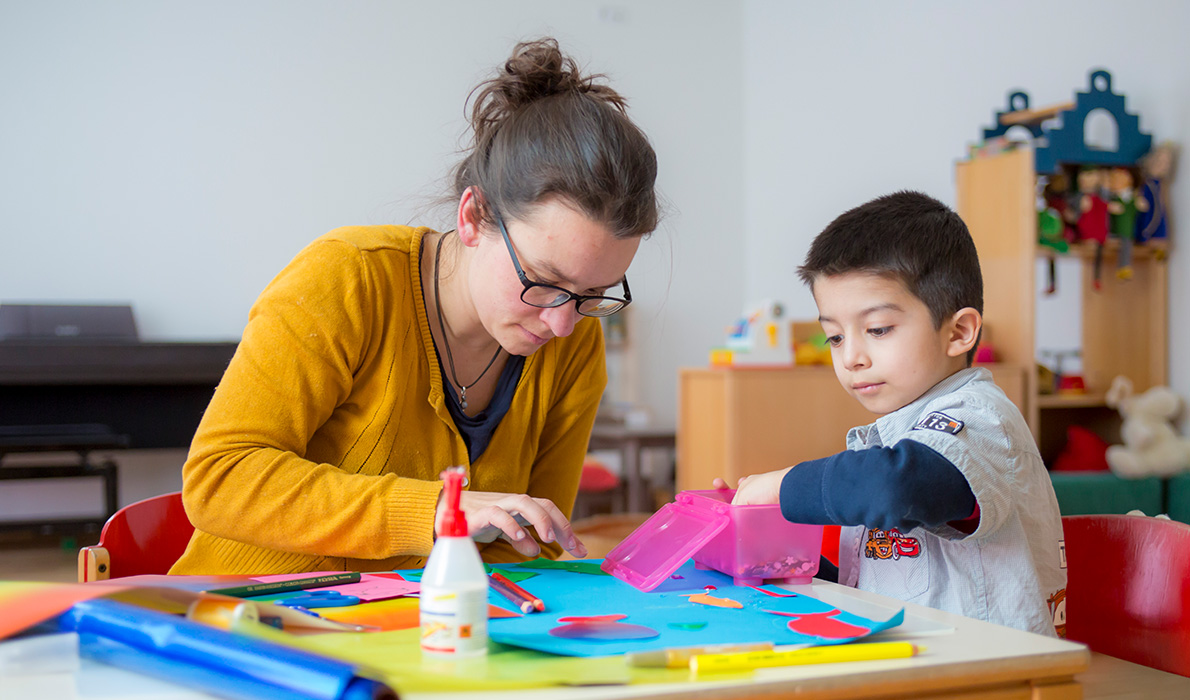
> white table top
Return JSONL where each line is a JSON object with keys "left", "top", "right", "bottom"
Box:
{"left": 3, "top": 578, "right": 1089, "bottom": 700}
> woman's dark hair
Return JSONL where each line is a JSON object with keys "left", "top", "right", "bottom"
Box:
{"left": 451, "top": 38, "right": 659, "bottom": 239}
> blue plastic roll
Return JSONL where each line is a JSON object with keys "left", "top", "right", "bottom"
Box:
{"left": 58, "top": 599, "right": 396, "bottom": 700}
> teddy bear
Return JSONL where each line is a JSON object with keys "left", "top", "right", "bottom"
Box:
{"left": 1104, "top": 375, "right": 1190, "bottom": 478}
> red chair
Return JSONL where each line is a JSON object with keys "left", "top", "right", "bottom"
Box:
{"left": 572, "top": 458, "right": 625, "bottom": 519}
{"left": 822, "top": 524, "right": 841, "bottom": 567}
{"left": 77, "top": 491, "right": 194, "bottom": 582}
{"left": 1062, "top": 514, "right": 1190, "bottom": 677}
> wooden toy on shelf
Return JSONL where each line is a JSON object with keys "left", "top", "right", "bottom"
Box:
{"left": 1076, "top": 167, "right": 1110, "bottom": 290}
{"left": 1106, "top": 167, "right": 1149, "bottom": 280}
{"left": 709, "top": 300, "right": 793, "bottom": 367}
{"left": 1032, "top": 70, "right": 1152, "bottom": 175}
{"left": 981, "top": 91, "right": 1070, "bottom": 148}
{"left": 792, "top": 321, "right": 831, "bottom": 366}
{"left": 977, "top": 69, "right": 1153, "bottom": 176}
{"left": 974, "top": 69, "right": 1169, "bottom": 294}
{"left": 1037, "top": 173, "right": 1072, "bottom": 294}
{"left": 1138, "top": 142, "right": 1178, "bottom": 256}
{"left": 1040, "top": 349, "right": 1086, "bottom": 396}
{"left": 959, "top": 67, "right": 1172, "bottom": 468}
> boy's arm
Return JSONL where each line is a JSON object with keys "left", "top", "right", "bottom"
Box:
{"left": 779, "top": 441, "right": 977, "bottom": 533}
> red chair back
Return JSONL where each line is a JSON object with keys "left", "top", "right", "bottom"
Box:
{"left": 822, "top": 524, "right": 841, "bottom": 566}
{"left": 79, "top": 491, "right": 194, "bottom": 581}
{"left": 1063, "top": 514, "right": 1190, "bottom": 677}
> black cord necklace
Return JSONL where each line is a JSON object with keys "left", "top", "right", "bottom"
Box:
{"left": 434, "top": 233, "right": 502, "bottom": 410}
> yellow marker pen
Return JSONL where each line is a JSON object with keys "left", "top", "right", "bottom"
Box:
{"left": 625, "top": 642, "right": 774, "bottom": 668}
{"left": 690, "top": 641, "right": 922, "bottom": 673}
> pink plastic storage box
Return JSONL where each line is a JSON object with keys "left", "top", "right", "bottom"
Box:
{"left": 600, "top": 489, "right": 823, "bottom": 591}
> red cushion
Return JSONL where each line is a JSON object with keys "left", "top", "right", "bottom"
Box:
{"left": 579, "top": 460, "right": 620, "bottom": 493}
{"left": 1052, "top": 425, "right": 1110, "bottom": 472}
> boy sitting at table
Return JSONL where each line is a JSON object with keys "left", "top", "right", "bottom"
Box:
{"left": 717, "top": 191, "right": 1067, "bottom": 638}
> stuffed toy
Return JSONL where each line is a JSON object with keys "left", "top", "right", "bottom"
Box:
{"left": 1105, "top": 375, "right": 1190, "bottom": 478}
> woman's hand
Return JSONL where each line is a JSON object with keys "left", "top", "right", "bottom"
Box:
{"left": 436, "top": 490, "right": 588, "bottom": 559}
{"left": 712, "top": 467, "right": 792, "bottom": 506}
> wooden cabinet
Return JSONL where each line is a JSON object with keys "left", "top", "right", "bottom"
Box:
{"left": 677, "top": 367, "right": 870, "bottom": 491}
{"left": 676, "top": 364, "right": 1026, "bottom": 491}
{"left": 955, "top": 148, "right": 1168, "bottom": 465}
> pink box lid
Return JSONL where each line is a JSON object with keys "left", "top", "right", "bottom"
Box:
{"left": 600, "top": 497, "right": 731, "bottom": 591}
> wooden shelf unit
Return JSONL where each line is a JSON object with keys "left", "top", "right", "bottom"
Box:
{"left": 955, "top": 147, "right": 1168, "bottom": 464}
{"left": 676, "top": 364, "right": 1026, "bottom": 491}
{"left": 1035, "top": 393, "right": 1109, "bottom": 409}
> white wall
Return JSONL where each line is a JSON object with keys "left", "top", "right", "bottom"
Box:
{"left": 0, "top": 1, "right": 743, "bottom": 434}
{"left": 2, "top": 0, "right": 1188, "bottom": 444}
{"left": 743, "top": 0, "right": 1190, "bottom": 418}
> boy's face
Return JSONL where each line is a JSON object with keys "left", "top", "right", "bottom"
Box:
{"left": 813, "top": 272, "right": 967, "bottom": 415}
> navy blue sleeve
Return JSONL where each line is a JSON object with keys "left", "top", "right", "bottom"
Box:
{"left": 778, "top": 440, "right": 976, "bottom": 532}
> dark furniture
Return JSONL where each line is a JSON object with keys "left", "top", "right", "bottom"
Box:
{"left": 0, "top": 341, "right": 238, "bottom": 448}
{"left": 0, "top": 423, "right": 127, "bottom": 533}
{"left": 588, "top": 423, "right": 676, "bottom": 513}
{"left": 0, "top": 340, "right": 237, "bottom": 533}
{"left": 1050, "top": 470, "right": 1190, "bottom": 524}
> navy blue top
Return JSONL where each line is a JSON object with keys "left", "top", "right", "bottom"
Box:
{"left": 780, "top": 441, "right": 978, "bottom": 583}
{"left": 780, "top": 440, "right": 977, "bottom": 530}
{"left": 439, "top": 353, "right": 525, "bottom": 463}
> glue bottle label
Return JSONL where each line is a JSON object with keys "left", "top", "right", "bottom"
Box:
{"left": 419, "top": 586, "right": 488, "bottom": 656}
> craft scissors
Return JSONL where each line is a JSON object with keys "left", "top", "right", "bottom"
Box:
{"left": 277, "top": 590, "right": 361, "bottom": 608}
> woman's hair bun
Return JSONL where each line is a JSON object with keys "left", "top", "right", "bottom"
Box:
{"left": 469, "top": 38, "right": 627, "bottom": 140}
{"left": 454, "top": 37, "right": 658, "bottom": 239}
{"left": 499, "top": 38, "right": 626, "bottom": 112}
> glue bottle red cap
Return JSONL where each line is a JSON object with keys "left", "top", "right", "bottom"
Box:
{"left": 440, "top": 469, "right": 468, "bottom": 538}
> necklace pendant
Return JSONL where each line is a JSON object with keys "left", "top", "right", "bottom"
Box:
{"left": 459, "top": 386, "right": 468, "bottom": 410}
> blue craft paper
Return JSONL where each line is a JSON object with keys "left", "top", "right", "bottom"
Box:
{"left": 58, "top": 598, "right": 394, "bottom": 700}
{"left": 80, "top": 634, "right": 322, "bottom": 700}
{"left": 458, "top": 559, "right": 903, "bottom": 657}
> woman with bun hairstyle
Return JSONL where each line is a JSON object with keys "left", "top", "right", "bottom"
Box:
{"left": 171, "top": 38, "right": 659, "bottom": 575}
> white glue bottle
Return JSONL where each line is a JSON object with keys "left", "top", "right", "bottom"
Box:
{"left": 419, "top": 467, "right": 488, "bottom": 658}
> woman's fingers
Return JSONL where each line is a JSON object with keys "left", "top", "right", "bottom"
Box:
{"left": 496, "top": 494, "right": 587, "bottom": 558}
{"left": 486, "top": 507, "right": 543, "bottom": 556}
{"left": 455, "top": 491, "right": 587, "bottom": 557}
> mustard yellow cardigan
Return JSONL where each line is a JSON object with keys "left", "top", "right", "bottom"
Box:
{"left": 170, "top": 226, "right": 606, "bottom": 575}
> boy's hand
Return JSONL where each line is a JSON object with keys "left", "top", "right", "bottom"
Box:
{"left": 713, "top": 467, "right": 793, "bottom": 506}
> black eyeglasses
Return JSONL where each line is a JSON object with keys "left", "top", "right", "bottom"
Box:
{"left": 495, "top": 215, "right": 631, "bottom": 318}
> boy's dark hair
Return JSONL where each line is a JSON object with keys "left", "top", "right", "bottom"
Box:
{"left": 797, "top": 191, "right": 984, "bottom": 365}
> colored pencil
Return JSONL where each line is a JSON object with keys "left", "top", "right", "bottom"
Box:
{"left": 489, "top": 570, "right": 545, "bottom": 613}
{"left": 488, "top": 574, "right": 534, "bottom": 614}
{"left": 206, "top": 572, "right": 360, "bottom": 598}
